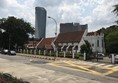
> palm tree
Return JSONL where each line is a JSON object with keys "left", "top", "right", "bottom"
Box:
{"left": 113, "top": 4, "right": 118, "bottom": 24}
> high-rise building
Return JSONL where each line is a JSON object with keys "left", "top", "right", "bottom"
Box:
{"left": 35, "top": 7, "right": 47, "bottom": 39}
{"left": 60, "top": 23, "right": 88, "bottom": 33}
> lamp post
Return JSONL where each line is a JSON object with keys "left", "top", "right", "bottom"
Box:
{"left": 48, "top": 16, "right": 57, "bottom": 60}
{"left": 48, "top": 16, "right": 57, "bottom": 36}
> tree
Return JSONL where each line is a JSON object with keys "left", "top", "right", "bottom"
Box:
{"left": 97, "top": 25, "right": 118, "bottom": 53}
{"left": 113, "top": 4, "right": 118, "bottom": 24}
{"left": 106, "top": 31, "right": 118, "bottom": 53}
{"left": 80, "top": 40, "right": 92, "bottom": 59}
{"left": 0, "top": 16, "right": 35, "bottom": 49}
{"left": 95, "top": 4, "right": 118, "bottom": 54}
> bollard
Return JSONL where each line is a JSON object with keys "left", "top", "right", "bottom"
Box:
{"left": 26, "top": 49, "right": 28, "bottom": 54}
{"left": 84, "top": 52, "right": 86, "bottom": 61}
{"left": 72, "top": 52, "right": 75, "bottom": 59}
{"left": 23, "top": 49, "right": 25, "bottom": 53}
{"left": 64, "top": 51, "right": 66, "bottom": 58}
{"left": 50, "top": 50, "right": 52, "bottom": 56}
{"left": 34, "top": 49, "right": 36, "bottom": 55}
{"left": 112, "top": 54, "right": 115, "bottom": 64}
{"left": 44, "top": 50, "right": 46, "bottom": 55}
{"left": 56, "top": 51, "right": 58, "bottom": 57}
{"left": 39, "top": 50, "right": 41, "bottom": 55}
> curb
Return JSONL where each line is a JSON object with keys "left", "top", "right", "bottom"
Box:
{"left": 17, "top": 53, "right": 56, "bottom": 60}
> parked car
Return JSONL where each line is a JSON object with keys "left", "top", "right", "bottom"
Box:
{"left": 8, "top": 50, "right": 16, "bottom": 55}
{"left": 96, "top": 53, "right": 104, "bottom": 60}
{"left": 2, "top": 49, "right": 8, "bottom": 54}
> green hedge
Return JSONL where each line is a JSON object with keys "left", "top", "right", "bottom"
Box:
{"left": 75, "top": 53, "right": 84, "bottom": 60}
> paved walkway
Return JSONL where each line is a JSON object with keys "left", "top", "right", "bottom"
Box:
{"left": 0, "top": 58, "right": 101, "bottom": 83}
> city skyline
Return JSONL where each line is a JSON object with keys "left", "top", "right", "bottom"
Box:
{"left": 0, "top": 0, "right": 117, "bottom": 37}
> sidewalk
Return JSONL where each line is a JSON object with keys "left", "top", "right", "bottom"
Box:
{"left": 0, "top": 58, "right": 101, "bottom": 83}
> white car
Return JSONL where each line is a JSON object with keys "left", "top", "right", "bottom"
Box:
{"left": 96, "top": 53, "right": 104, "bottom": 59}
{"left": 2, "top": 49, "right": 8, "bottom": 54}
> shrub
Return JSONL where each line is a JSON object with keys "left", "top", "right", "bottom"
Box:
{"left": 0, "top": 73, "right": 29, "bottom": 83}
{"left": 75, "top": 53, "right": 84, "bottom": 60}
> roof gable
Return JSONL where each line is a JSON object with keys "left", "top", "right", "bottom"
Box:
{"left": 87, "top": 32, "right": 101, "bottom": 36}
{"left": 37, "top": 37, "right": 55, "bottom": 49}
{"left": 55, "top": 31, "right": 84, "bottom": 43}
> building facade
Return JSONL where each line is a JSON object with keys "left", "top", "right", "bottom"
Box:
{"left": 35, "top": 7, "right": 47, "bottom": 39}
{"left": 60, "top": 23, "right": 87, "bottom": 33}
{"left": 27, "top": 22, "right": 105, "bottom": 55}
{"left": 54, "top": 23, "right": 105, "bottom": 53}
{"left": 54, "top": 31, "right": 86, "bottom": 53}
{"left": 84, "top": 32, "right": 105, "bottom": 53}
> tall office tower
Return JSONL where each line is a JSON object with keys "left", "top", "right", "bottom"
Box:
{"left": 35, "top": 7, "right": 47, "bottom": 39}
{"left": 60, "top": 23, "right": 88, "bottom": 33}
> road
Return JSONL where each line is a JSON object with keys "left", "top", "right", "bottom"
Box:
{"left": 0, "top": 53, "right": 118, "bottom": 83}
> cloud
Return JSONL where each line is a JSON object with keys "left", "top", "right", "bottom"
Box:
{"left": 0, "top": 0, "right": 118, "bottom": 37}
{"left": 0, "top": 0, "right": 35, "bottom": 26}
{"left": 34, "top": 0, "right": 62, "bottom": 7}
{"left": 90, "top": 0, "right": 118, "bottom": 31}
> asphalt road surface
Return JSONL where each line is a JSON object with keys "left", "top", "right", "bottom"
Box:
{"left": 0, "top": 53, "right": 118, "bottom": 83}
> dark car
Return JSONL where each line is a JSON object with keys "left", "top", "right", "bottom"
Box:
{"left": 8, "top": 50, "right": 16, "bottom": 55}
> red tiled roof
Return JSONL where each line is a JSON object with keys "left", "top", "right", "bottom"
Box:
{"left": 45, "top": 45, "right": 53, "bottom": 49}
{"left": 25, "top": 41, "right": 39, "bottom": 48}
{"left": 87, "top": 32, "right": 100, "bottom": 36}
{"left": 55, "top": 31, "right": 85, "bottom": 43}
{"left": 87, "top": 32, "right": 95, "bottom": 36}
{"left": 37, "top": 37, "right": 55, "bottom": 49}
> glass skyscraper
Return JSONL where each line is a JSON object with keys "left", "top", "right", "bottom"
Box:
{"left": 35, "top": 7, "right": 47, "bottom": 39}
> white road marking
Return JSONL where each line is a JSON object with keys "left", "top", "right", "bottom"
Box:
{"left": 97, "top": 64, "right": 106, "bottom": 66}
{"left": 113, "top": 66, "right": 118, "bottom": 69}
{"left": 104, "top": 65, "right": 114, "bottom": 67}
{"left": 91, "top": 63, "right": 98, "bottom": 65}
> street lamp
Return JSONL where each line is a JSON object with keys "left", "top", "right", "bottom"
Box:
{"left": 48, "top": 16, "right": 57, "bottom": 36}
{"left": 48, "top": 16, "right": 57, "bottom": 60}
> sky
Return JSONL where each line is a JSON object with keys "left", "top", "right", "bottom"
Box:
{"left": 0, "top": 0, "right": 118, "bottom": 37}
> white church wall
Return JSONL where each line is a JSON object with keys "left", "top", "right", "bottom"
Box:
{"left": 84, "top": 34, "right": 105, "bottom": 53}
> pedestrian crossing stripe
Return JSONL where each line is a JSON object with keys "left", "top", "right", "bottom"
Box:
{"left": 113, "top": 66, "right": 118, "bottom": 69}
{"left": 48, "top": 61, "right": 118, "bottom": 76}
{"left": 53, "top": 60, "right": 118, "bottom": 70}
{"left": 90, "top": 63, "right": 98, "bottom": 65}
{"left": 64, "top": 61, "right": 104, "bottom": 76}
{"left": 63, "top": 61, "right": 118, "bottom": 69}
{"left": 95, "top": 64, "right": 105, "bottom": 66}
{"left": 104, "top": 65, "right": 114, "bottom": 67}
